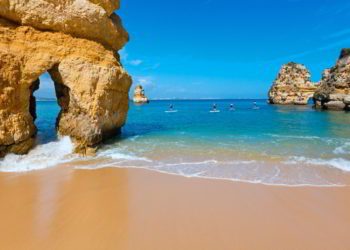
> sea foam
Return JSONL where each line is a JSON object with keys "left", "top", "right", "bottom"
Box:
{"left": 97, "top": 148, "right": 152, "bottom": 162}
{"left": 285, "top": 156, "right": 350, "bottom": 172}
{"left": 334, "top": 142, "right": 350, "bottom": 155}
{"left": 0, "top": 136, "right": 75, "bottom": 172}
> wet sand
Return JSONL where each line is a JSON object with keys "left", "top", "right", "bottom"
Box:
{"left": 1, "top": 166, "right": 350, "bottom": 250}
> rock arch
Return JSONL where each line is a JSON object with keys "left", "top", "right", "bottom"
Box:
{"left": 29, "top": 67, "right": 70, "bottom": 138}
{"left": 0, "top": 14, "right": 131, "bottom": 157}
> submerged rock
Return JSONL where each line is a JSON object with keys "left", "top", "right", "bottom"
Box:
{"left": 314, "top": 49, "right": 350, "bottom": 111}
{"left": 0, "top": 0, "right": 131, "bottom": 157}
{"left": 268, "top": 62, "right": 317, "bottom": 105}
{"left": 133, "top": 85, "right": 149, "bottom": 104}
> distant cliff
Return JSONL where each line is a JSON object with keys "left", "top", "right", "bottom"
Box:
{"left": 314, "top": 49, "right": 350, "bottom": 111}
{"left": 268, "top": 63, "right": 317, "bottom": 105}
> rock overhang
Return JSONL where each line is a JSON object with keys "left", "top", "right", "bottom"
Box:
{"left": 0, "top": 0, "right": 128, "bottom": 50}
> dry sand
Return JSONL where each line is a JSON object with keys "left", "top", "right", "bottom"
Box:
{"left": 0, "top": 166, "right": 350, "bottom": 250}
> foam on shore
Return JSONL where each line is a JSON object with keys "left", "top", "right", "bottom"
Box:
{"left": 0, "top": 137, "right": 75, "bottom": 172}
{"left": 285, "top": 156, "right": 350, "bottom": 172}
{"left": 1, "top": 133, "right": 350, "bottom": 187}
{"left": 73, "top": 146, "right": 349, "bottom": 187}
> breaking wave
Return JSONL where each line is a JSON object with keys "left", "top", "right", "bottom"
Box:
{"left": 0, "top": 137, "right": 76, "bottom": 172}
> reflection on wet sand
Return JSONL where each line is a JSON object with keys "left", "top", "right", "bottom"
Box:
{"left": 0, "top": 167, "right": 130, "bottom": 249}
{"left": 1, "top": 166, "right": 350, "bottom": 250}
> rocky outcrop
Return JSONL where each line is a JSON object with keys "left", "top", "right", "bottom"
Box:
{"left": 268, "top": 62, "right": 317, "bottom": 105}
{"left": 314, "top": 49, "right": 350, "bottom": 111}
{"left": 0, "top": 0, "right": 131, "bottom": 157}
{"left": 0, "top": 0, "right": 128, "bottom": 50}
{"left": 133, "top": 85, "right": 149, "bottom": 104}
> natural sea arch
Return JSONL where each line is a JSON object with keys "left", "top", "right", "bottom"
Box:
{"left": 31, "top": 71, "right": 68, "bottom": 144}
{"left": 0, "top": 20, "right": 131, "bottom": 157}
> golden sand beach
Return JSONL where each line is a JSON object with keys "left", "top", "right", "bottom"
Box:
{"left": 1, "top": 0, "right": 350, "bottom": 249}
{"left": 1, "top": 166, "right": 350, "bottom": 250}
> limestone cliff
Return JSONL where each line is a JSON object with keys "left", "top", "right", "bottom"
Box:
{"left": 0, "top": 0, "right": 128, "bottom": 50}
{"left": 268, "top": 62, "right": 317, "bottom": 105}
{"left": 314, "top": 49, "right": 350, "bottom": 111}
{"left": 0, "top": 0, "right": 131, "bottom": 157}
{"left": 133, "top": 85, "right": 149, "bottom": 104}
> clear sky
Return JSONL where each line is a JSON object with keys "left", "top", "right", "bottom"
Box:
{"left": 37, "top": 0, "right": 350, "bottom": 99}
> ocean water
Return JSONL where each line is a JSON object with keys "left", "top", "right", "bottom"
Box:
{"left": 1, "top": 100, "right": 350, "bottom": 186}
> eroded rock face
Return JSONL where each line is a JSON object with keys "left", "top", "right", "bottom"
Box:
{"left": 0, "top": 0, "right": 128, "bottom": 50}
{"left": 133, "top": 85, "right": 149, "bottom": 104}
{"left": 0, "top": 0, "right": 131, "bottom": 157}
{"left": 314, "top": 49, "right": 350, "bottom": 111}
{"left": 268, "top": 62, "right": 317, "bottom": 105}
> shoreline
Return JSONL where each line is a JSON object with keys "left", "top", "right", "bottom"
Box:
{"left": 1, "top": 165, "right": 350, "bottom": 250}
{"left": 76, "top": 165, "right": 350, "bottom": 188}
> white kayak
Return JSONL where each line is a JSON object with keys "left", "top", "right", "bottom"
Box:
{"left": 210, "top": 110, "right": 221, "bottom": 113}
{"left": 165, "top": 110, "right": 178, "bottom": 113}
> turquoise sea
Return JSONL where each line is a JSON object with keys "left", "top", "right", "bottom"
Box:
{"left": 1, "top": 100, "right": 350, "bottom": 186}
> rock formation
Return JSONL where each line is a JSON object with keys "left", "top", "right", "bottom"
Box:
{"left": 0, "top": 0, "right": 132, "bottom": 157}
{"left": 268, "top": 62, "right": 317, "bottom": 105}
{"left": 314, "top": 49, "right": 350, "bottom": 111}
{"left": 0, "top": 0, "right": 128, "bottom": 50}
{"left": 133, "top": 85, "right": 149, "bottom": 104}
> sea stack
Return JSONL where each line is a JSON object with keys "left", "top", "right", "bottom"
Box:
{"left": 314, "top": 49, "right": 350, "bottom": 111}
{"left": 0, "top": 0, "right": 132, "bottom": 157}
{"left": 268, "top": 62, "right": 317, "bottom": 105}
{"left": 133, "top": 85, "right": 149, "bottom": 104}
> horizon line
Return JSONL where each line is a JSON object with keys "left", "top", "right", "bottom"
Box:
{"left": 36, "top": 97, "right": 268, "bottom": 102}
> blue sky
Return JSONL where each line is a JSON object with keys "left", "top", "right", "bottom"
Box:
{"left": 37, "top": 0, "right": 350, "bottom": 99}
